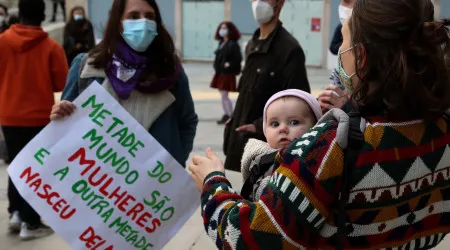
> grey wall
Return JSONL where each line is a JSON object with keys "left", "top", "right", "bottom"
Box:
{"left": 156, "top": 0, "right": 175, "bottom": 36}
{"left": 441, "top": 1, "right": 450, "bottom": 19}
{"left": 87, "top": 0, "right": 175, "bottom": 40}
{"left": 328, "top": 0, "right": 340, "bottom": 46}
{"left": 328, "top": 0, "right": 449, "bottom": 44}
{"left": 88, "top": 0, "right": 112, "bottom": 40}
{"left": 44, "top": 23, "right": 66, "bottom": 45}
{"left": 231, "top": 0, "right": 258, "bottom": 35}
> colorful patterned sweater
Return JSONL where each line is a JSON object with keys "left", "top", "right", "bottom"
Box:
{"left": 201, "top": 109, "right": 450, "bottom": 250}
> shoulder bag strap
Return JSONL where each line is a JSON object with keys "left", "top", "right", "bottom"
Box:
{"left": 336, "top": 111, "right": 364, "bottom": 250}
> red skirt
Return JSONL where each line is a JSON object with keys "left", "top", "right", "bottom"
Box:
{"left": 210, "top": 74, "right": 237, "bottom": 92}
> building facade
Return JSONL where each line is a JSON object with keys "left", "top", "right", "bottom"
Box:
{"left": 84, "top": 0, "right": 331, "bottom": 67}
{"left": 180, "top": 0, "right": 329, "bottom": 67}
{"left": 3, "top": 0, "right": 448, "bottom": 68}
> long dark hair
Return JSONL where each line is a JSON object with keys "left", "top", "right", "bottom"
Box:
{"left": 67, "top": 6, "right": 86, "bottom": 24}
{"left": 349, "top": 0, "right": 450, "bottom": 120}
{"left": 89, "top": 0, "right": 177, "bottom": 78}
{"left": 66, "top": 6, "right": 90, "bottom": 34}
{"left": 214, "top": 21, "right": 241, "bottom": 41}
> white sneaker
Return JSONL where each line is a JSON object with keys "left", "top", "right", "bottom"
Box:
{"left": 19, "top": 223, "right": 54, "bottom": 241}
{"left": 8, "top": 211, "right": 21, "bottom": 233}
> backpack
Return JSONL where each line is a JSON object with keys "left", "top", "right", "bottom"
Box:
{"left": 336, "top": 111, "right": 364, "bottom": 250}
{"left": 240, "top": 151, "right": 278, "bottom": 200}
{"left": 240, "top": 111, "right": 364, "bottom": 250}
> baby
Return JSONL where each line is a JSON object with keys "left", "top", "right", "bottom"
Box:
{"left": 240, "top": 89, "right": 322, "bottom": 201}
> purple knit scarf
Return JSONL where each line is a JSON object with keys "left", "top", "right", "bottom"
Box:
{"left": 105, "top": 40, "right": 180, "bottom": 100}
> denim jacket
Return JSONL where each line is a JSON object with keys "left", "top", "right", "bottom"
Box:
{"left": 61, "top": 53, "right": 198, "bottom": 167}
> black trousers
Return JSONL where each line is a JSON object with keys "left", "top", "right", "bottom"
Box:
{"left": 52, "top": 1, "right": 66, "bottom": 21}
{"left": 0, "top": 127, "right": 8, "bottom": 161}
{"left": 2, "top": 126, "right": 45, "bottom": 227}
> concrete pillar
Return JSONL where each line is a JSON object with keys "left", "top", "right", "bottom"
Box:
{"left": 174, "top": 0, "right": 182, "bottom": 53}
{"left": 322, "top": 0, "right": 331, "bottom": 69}
{"left": 432, "top": 0, "right": 440, "bottom": 20}
{"left": 224, "top": 0, "right": 231, "bottom": 21}
{"left": 326, "top": 0, "right": 339, "bottom": 70}
{"left": 65, "top": 0, "right": 88, "bottom": 18}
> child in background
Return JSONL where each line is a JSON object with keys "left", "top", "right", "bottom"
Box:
{"left": 240, "top": 89, "right": 322, "bottom": 200}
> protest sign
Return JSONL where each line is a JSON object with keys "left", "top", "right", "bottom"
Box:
{"left": 8, "top": 82, "right": 199, "bottom": 250}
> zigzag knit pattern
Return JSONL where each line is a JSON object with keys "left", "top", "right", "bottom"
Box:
{"left": 201, "top": 115, "right": 450, "bottom": 250}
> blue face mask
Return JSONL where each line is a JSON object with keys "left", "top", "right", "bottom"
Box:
{"left": 337, "top": 46, "right": 356, "bottom": 92}
{"left": 73, "top": 14, "right": 84, "bottom": 21}
{"left": 121, "top": 19, "right": 158, "bottom": 52}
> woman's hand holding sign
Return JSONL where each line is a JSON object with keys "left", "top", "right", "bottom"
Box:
{"left": 50, "top": 101, "right": 77, "bottom": 120}
{"left": 189, "top": 148, "right": 225, "bottom": 191}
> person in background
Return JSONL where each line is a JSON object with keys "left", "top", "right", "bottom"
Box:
{"left": 63, "top": 6, "right": 95, "bottom": 65}
{"left": 50, "top": 0, "right": 66, "bottom": 22}
{"left": 0, "top": 4, "right": 18, "bottom": 32}
{"left": 0, "top": 3, "right": 8, "bottom": 163}
{"left": 0, "top": 3, "right": 8, "bottom": 33}
{"left": 189, "top": 0, "right": 450, "bottom": 248}
{"left": 0, "top": 4, "right": 18, "bottom": 165}
{"left": 329, "top": 0, "right": 354, "bottom": 55}
{"left": 7, "top": 14, "right": 19, "bottom": 27}
{"left": 0, "top": 129, "right": 5, "bottom": 163}
{"left": 0, "top": 3, "right": 16, "bottom": 33}
{"left": 211, "top": 21, "right": 242, "bottom": 124}
{"left": 50, "top": 0, "right": 198, "bottom": 168}
{"left": 223, "top": 0, "right": 311, "bottom": 172}
{"left": 0, "top": 0, "right": 68, "bottom": 240}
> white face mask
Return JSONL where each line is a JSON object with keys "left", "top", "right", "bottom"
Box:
{"left": 0, "top": 15, "right": 5, "bottom": 24}
{"left": 219, "top": 28, "right": 228, "bottom": 38}
{"left": 338, "top": 5, "right": 353, "bottom": 25}
{"left": 252, "top": 1, "right": 274, "bottom": 24}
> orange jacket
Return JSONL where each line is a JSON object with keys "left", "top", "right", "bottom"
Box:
{"left": 0, "top": 24, "right": 68, "bottom": 126}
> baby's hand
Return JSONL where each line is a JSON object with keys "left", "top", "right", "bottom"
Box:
{"left": 318, "top": 86, "right": 348, "bottom": 112}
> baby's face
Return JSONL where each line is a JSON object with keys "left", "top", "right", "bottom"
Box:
{"left": 265, "top": 97, "right": 316, "bottom": 149}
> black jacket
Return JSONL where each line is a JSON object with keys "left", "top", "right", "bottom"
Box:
{"left": 63, "top": 19, "right": 95, "bottom": 65}
{"left": 330, "top": 23, "right": 343, "bottom": 55}
{"left": 213, "top": 40, "right": 242, "bottom": 75}
{"left": 223, "top": 21, "right": 311, "bottom": 171}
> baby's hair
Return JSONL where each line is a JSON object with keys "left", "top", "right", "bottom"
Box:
{"left": 270, "top": 96, "right": 318, "bottom": 123}
{"left": 263, "top": 89, "right": 323, "bottom": 136}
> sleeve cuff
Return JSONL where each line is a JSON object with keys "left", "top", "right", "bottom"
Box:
{"left": 203, "top": 171, "right": 226, "bottom": 186}
{"left": 252, "top": 117, "right": 264, "bottom": 138}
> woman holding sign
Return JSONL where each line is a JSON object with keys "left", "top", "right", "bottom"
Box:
{"left": 189, "top": 0, "right": 450, "bottom": 249}
{"left": 51, "top": 0, "right": 198, "bottom": 167}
